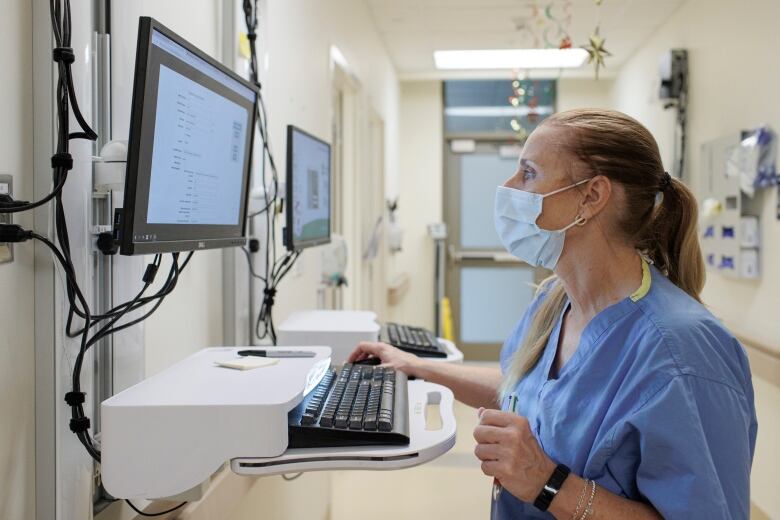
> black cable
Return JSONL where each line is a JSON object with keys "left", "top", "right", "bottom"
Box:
{"left": 64, "top": 253, "right": 187, "bottom": 337}
{"left": 28, "top": 0, "right": 200, "bottom": 468}
{"left": 241, "top": 246, "right": 266, "bottom": 281}
{"left": 0, "top": 0, "right": 97, "bottom": 216}
{"left": 125, "top": 499, "right": 188, "bottom": 517}
{"left": 254, "top": 250, "right": 300, "bottom": 344}
{"left": 91, "top": 253, "right": 193, "bottom": 339}
{"left": 242, "top": 0, "right": 292, "bottom": 346}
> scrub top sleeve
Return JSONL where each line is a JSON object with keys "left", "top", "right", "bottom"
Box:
{"left": 606, "top": 375, "right": 754, "bottom": 520}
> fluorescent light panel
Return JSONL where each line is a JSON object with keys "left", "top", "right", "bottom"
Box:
{"left": 434, "top": 48, "right": 588, "bottom": 70}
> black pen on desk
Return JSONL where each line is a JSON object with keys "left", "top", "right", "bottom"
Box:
{"left": 237, "top": 349, "right": 316, "bottom": 358}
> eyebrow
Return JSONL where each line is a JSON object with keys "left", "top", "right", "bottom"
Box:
{"left": 518, "top": 158, "right": 540, "bottom": 171}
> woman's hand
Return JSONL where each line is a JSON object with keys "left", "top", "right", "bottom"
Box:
{"left": 347, "top": 341, "right": 425, "bottom": 377}
{"left": 474, "top": 408, "right": 556, "bottom": 503}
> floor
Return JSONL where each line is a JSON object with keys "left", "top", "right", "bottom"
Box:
{"left": 330, "top": 399, "right": 491, "bottom": 520}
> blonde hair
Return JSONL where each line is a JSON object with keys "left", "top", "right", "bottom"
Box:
{"left": 499, "top": 109, "right": 705, "bottom": 398}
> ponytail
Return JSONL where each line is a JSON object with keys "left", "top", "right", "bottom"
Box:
{"left": 500, "top": 109, "right": 706, "bottom": 396}
{"left": 646, "top": 177, "right": 705, "bottom": 302}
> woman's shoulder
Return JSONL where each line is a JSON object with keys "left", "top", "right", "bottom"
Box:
{"left": 629, "top": 269, "right": 751, "bottom": 397}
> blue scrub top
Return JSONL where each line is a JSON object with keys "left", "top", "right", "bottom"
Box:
{"left": 493, "top": 262, "right": 757, "bottom": 519}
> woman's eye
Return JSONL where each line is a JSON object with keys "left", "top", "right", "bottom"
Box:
{"left": 522, "top": 167, "right": 536, "bottom": 181}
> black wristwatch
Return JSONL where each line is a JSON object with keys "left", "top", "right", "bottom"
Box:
{"left": 533, "top": 463, "right": 571, "bottom": 511}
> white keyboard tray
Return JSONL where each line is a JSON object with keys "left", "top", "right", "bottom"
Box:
{"left": 436, "top": 338, "right": 464, "bottom": 363}
{"left": 231, "top": 380, "right": 456, "bottom": 476}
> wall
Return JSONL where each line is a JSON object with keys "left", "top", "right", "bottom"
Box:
{"left": 608, "top": 0, "right": 780, "bottom": 515}
{"left": 257, "top": 0, "right": 400, "bottom": 325}
{"left": 387, "top": 81, "right": 443, "bottom": 329}
{"left": 558, "top": 78, "right": 614, "bottom": 112}
{"left": 0, "top": 3, "right": 35, "bottom": 519}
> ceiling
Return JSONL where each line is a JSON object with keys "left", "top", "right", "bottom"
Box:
{"left": 363, "top": 0, "right": 687, "bottom": 80}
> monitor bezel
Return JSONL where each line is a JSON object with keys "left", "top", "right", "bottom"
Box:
{"left": 119, "top": 16, "right": 259, "bottom": 256}
{"left": 284, "top": 125, "right": 333, "bottom": 252}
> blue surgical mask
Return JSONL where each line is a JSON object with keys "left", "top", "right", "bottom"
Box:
{"left": 493, "top": 179, "right": 589, "bottom": 270}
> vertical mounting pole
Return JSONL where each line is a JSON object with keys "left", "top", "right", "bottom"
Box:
{"left": 91, "top": 0, "right": 113, "bottom": 512}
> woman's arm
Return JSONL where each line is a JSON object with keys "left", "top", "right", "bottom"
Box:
{"left": 474, "top": 409, "right": 661, "bottom": 519}
{"left": 347, "top": 342, "right": 503, "bottom": 409}
{"left": 548, "top": 475, "right": 661, "bottom": 519}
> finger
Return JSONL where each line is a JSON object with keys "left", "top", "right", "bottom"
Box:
{"left": 473, "top": 424, "right": 510, "bottom": 444}
{"left": 347, "top": 342, "right": 382, "bottom": 362}
{"left": 479, "top": 409, "right": 526, "bottom": 428}
{"left": 477, "top": 407, "right": 485, "bottom": 419}
{"left": 474, "top": 443, "right": 502, "bottom": 461}
{"left": 480, "top": 460, "right": 503, "bottom": 479}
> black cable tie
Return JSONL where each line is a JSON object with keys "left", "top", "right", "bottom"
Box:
{"left": 263, "top": 288, "right": 276, "bottom": 307}
{"left": 51, "top": 152, "right": 73, "bottom": 170}
{"left": 52, "top": 47, "right": 76, "bottom": 65}
{"left": 246, "top": 32, "right": 257, "bottom": 42}
{"left": 143, "top": 263, "right": 159, "bottom": 284}
{"left": 64, "top": 391, "right": 86, "bottom": 406}
{"left": 69, "top": 417, "right": 91, "bottom": 433}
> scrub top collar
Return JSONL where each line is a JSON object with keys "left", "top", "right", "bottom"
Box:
{"left": 542, "top": 258, "right": 653, "bottom": 381}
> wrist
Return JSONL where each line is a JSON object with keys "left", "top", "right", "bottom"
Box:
{"left": 547, "top": 474, "right": 584, "bottom": 519}
{"left": 407, "top": 357, "right": 432, "bottom": 379}
{"left": 533, "top": 461, "right": 569, "bottom": 512}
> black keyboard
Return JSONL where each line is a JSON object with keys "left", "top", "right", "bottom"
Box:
{"left": 384, "top": 322, "right": 448, "bottom": 358}
{"left": 287, "top": 363, "right": 409, "bottom": 448}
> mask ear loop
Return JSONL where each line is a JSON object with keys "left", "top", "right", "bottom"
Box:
{"left": 560, "top": 214, "right": 587, "bottom": 232}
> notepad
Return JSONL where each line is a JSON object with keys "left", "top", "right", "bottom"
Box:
{"left": 215, "top": 357, "right": 280, "bottom": 370}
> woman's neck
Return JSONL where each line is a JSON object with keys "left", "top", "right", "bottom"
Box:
{"left": 554, "top": 241, "right": 642, "bottom": 324}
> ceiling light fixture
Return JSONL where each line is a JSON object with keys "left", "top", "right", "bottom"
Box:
{"left": 433, "top": 48, "right": 588, "bottom": 70}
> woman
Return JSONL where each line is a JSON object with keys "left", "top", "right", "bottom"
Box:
{"left": 348, "top": 109, "right": 757, "bottom": 519}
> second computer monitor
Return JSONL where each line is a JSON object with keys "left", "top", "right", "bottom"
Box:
{"left": 284, "top": 125, "right": 332, "bottom": 251}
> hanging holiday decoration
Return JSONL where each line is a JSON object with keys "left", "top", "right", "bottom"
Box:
{"left": 507, "top": 1, "right": 570, "bottom": 139}
{"left": 582, "top": 0, "right": 611, "bottom": 79}
{"left": 508, "top": 78, "right": 555, "bottom": 140}
{"left": 583, "top": 26, "right": 611, "bottom": 79}
{"left": 511, "top": 0, "right": 572, "bottom": 52}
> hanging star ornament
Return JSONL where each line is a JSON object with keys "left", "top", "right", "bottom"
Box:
{"left": 582, "top": 26, "right": 611, "bottom": 79}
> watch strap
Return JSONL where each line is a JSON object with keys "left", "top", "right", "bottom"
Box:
{"left": 533, "top": 463, "right": 571, "bottom": 511}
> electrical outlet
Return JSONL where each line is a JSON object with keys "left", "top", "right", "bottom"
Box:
{"left": 0, "top": 174, "right": 13, "bottom": 265}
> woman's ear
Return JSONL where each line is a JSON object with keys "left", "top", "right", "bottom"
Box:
{"left": 579, "top": 175, "right": 612, "bottom": 220}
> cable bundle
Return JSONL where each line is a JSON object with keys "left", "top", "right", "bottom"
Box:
{"left": 242, "top": 0, "right": 301, "bottom": 345}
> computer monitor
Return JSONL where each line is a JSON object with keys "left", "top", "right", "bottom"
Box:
{"left": 284, "top": 125, "right": 332, "bottom": 251}
{"left": 119, "top": 17, "right": 258, "bottom": 255}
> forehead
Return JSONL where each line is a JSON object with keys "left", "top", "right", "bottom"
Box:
{"left": 518, "top": 124, "right": 570, "bottom": 174}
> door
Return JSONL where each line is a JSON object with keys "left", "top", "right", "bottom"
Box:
{"left": 443, "top": 141, "right": 549, "bottom": 360}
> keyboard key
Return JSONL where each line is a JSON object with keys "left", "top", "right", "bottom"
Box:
{"left": 378, "top": 417, "right": 392, "bottom": 432}
{"left": 363, "top": 414, "right": 377, "bottom": 430}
